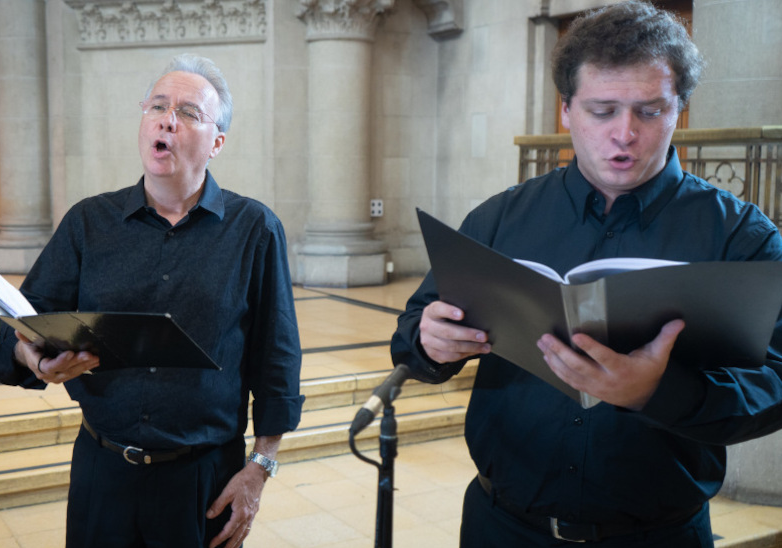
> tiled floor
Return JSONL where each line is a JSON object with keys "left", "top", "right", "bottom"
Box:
{"left": 0, "top": 276, "right": 781, "bottom": 547}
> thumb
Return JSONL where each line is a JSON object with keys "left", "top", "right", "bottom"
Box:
{"left": 206, "top": 495, "right": 228, "bottom": 519}
{"left": 652, "top": 319, "right": 685, "bottom": 356}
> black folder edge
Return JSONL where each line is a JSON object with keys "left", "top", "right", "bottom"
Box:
{"left": 0, "top": 312, "right": 221, "bottom": 371}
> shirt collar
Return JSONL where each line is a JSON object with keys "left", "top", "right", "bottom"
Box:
{"left": 565, "top": 146, "right": 683, "bottom": 229}
{"left": 123, "top": 170, "right": 225, "bottom": 222}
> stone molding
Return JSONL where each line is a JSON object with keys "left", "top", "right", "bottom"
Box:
{"left": 63, "top": 0, "right": 267, "bottom": 50}
{"left": 296, "top": 0, "right": 396, "bottom": 42}
{"left": 411, "top": 0, "right": 463, "bottom": 40}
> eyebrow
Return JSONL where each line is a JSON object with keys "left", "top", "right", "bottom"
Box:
{"left": 582, "top": 98, "right": 672, "bottom": 107}
{"left": 148, "top": 95, "right": 204, "bottom": 110}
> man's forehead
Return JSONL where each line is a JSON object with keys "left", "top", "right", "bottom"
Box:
{"left": 572, "top": 61, "right": 677, "bottom": 96}
{"left": 149, "top": 71, "right": 217, "bottom": 104}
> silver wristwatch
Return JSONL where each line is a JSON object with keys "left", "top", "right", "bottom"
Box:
{"left": 247, "top": 451, "right": 279, "bottom": 478}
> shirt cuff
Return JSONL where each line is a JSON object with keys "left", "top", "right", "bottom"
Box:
{"left": 252, "top": 394, "right": 305, "bottom": 437}
{"left": 640, "top": 358, "right": 706, "bottom": 425}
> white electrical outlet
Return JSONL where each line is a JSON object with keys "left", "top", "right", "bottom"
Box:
{"left": 370, "top": 199, "right": 384, "bottom": 217}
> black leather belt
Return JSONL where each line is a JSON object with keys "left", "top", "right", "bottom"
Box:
{"left": 82, "top": 419, "right": 194, "bottom": 465}
{"left": 477, "top": 474, "right": 700, "bottom": 543}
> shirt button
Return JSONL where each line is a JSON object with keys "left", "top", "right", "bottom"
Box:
{"left": 141, "top": 414, "right": 150, "bottom": 422}
{"left": 606, "top": 231, "right": 615, "bottom": 238}
{"left": 149, "top": 367, "right": 157, "bottom": 373}
{"left": 573, "top": 417, "right": 583, "bottom": 426}
{"left": 167, "top": 231, "right": 175, "bottom": 237}
{"left": 568, "top": 465, "right": 578, "bottom": 473}
{"left": 162, "top": 274, "right": 170, "bottom": 281}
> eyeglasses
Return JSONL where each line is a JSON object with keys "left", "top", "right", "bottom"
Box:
{"left": 140, "top": 100, "right": 218, "bottom": 128}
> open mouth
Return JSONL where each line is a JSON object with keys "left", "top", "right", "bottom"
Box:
{"left": 609, "top": 154, "right": 635, "bottom": 168}
{"left": 154, "top": 140, "right": 169, "bottom": 152}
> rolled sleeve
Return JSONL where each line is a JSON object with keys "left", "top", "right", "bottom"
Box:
{"left": 248, "top": 216, "right": 304, "bottom": 437}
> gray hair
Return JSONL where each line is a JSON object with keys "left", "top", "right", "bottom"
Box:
{"left": 146, "top": 53, "right": 233, "bottom": 132}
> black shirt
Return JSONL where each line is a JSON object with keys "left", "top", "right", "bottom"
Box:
{"left": 391, "top": 148, "right": 782, "bottom": 523}
{"left": 0, "top": 172, "right": 304, "bottom": 449}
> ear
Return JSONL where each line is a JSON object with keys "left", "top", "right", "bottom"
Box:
{"left": 560, "top": 100, "right": 572, "bottom": 130}
{"left": 210, "top": 132, "right": 226, "bottom": 159}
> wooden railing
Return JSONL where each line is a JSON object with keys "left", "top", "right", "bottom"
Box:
{"left": 514, "top": 126, "right": 782, "bottom": 227}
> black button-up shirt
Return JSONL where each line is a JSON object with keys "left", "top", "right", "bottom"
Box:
{"left": 0, "top": 172, "right": 304, "bottom": 449}
{"left": 392, "top": 148, "right": 782, "bottom": 523}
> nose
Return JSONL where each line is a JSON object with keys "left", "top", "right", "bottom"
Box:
{"left": 160, "top": 106, "right": 178, "bottom": 131}
{"left": 612, "top": 110, "right": 637, "bottom": 146}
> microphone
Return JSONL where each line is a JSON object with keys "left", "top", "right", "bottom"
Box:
{"left": 349, "top": 363, "right": 411, "bottom": 435}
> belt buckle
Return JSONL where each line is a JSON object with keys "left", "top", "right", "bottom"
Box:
{"left": 123, "top": 445, "right": 151, "bottom": 465}
{"left": 550, "top": 518, "right": 586, "bottom": 543}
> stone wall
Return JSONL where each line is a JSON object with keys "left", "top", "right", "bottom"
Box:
{"left": 3, "top": 0, "right": 779, "bottom": 281}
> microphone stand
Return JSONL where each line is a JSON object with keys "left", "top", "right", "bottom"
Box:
{"left": 375, "top": 404, "right": 398, "bottom": 548}
{"left": 349, "top": 381, "right": 407, "bottom": 548}
{"left": 349, "top": 403, "right": 398, "bottom": 548}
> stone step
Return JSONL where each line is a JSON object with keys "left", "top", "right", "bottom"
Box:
{"left": 0, "top": 365, "right": 475, "bottom": 510}
{"left": 0, "top": 363, "right": 476, "bottom": 455}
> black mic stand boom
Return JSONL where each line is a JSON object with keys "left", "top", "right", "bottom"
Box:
{"left": 348, "top": 364, "right": 411, "bottom": 548}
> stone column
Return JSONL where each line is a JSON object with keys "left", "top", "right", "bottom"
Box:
{"left": 689, "top": 0, "right": 782, "bottom": 507}
{"left": 0, "top": 0, "right": 52, "bottom": 272}
{"left": 294, "top": 0, "right": 393, "bottom": 287}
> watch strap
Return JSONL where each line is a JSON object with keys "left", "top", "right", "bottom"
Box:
{"left": 248, "top": 451, "right": 279, "bottom": 478}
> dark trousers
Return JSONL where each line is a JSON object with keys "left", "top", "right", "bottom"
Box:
{"left": 66, "top": 426, "right": 246, "bottom": 548}
{"left": 460, "top": 477, "right": 715, "bottom": 548}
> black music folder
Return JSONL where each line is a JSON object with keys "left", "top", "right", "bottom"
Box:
{"left": 0, "top": 291, "right": 219, "bottom": 372}
{"left": 417, "top": 208, "right": 782, "bottom": 407}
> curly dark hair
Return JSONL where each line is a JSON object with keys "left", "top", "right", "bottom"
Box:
{"left": 551, "top": 0, "right": 704, "bottom": 111}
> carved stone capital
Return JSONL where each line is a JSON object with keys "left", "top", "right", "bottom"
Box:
{"left": 411, "top": 0, "right": 462, "bottom": 40}
{"left": 63, "top": 0, "right": 267, "bottom": 50}
{"left": 296, "top": 0, "right": 396, "bottom": 42}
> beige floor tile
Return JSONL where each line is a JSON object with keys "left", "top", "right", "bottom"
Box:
{"left": 0, "top": 516, "right": 12, "bottom": 538}
{"left": 318, "top": 539, "right": 374, "bottom": 548}
{"left": 328, "top": 502, "right": 392, "bottom": 538}
{"left": 312, "top": 277, "right": 422, "bottom": 311}
{"left": 257, "top": 484, "right": 322, "bottom": 522}
{"left": 1, "top": 501, "right": 66, "bottom": 538}
{"left": 275, "top": 457, "right": 356, "bottom": 488}
{"left": 392, "top": 523, "right": 459, "bottom": 548}
{"left": 395, "top": 486, "right": 468, "bottom": 525}
{"left": 245, "top": 525, "right": 297, "bottom": 548}
{"left": 263, "top": 510, "right": 366, "bottom": 548}
{"left": 295, "top": 478, "right": 376, "bottom": 511}
{"left": 297, "top": 300, "right": 398, "bottom": 349}
{"left": 16, "top": 529, "right": 64, "bottom": 548}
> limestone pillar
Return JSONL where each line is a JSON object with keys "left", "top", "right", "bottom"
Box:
{"left": 294, "top": 0, "right": 393, "bottom": 287}
{"left": 0, "top": 0, "right": 52, "bottom": 272}
{"left": 688, "top": 0, "right": 782, "bottom": 507}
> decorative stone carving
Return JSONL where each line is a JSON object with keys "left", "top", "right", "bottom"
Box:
{"left": 296, "top": 0, "right": 396, "bottom": 42}
{"left": 411, "top": 0, "right": 462, "bottom": 40}
{"left": 63, "top": 0, "right": 266, "bottom": 49}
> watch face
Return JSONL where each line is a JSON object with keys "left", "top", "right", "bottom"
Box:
{"left": 268, "top": 459, "right": 279, "bottom": 477}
